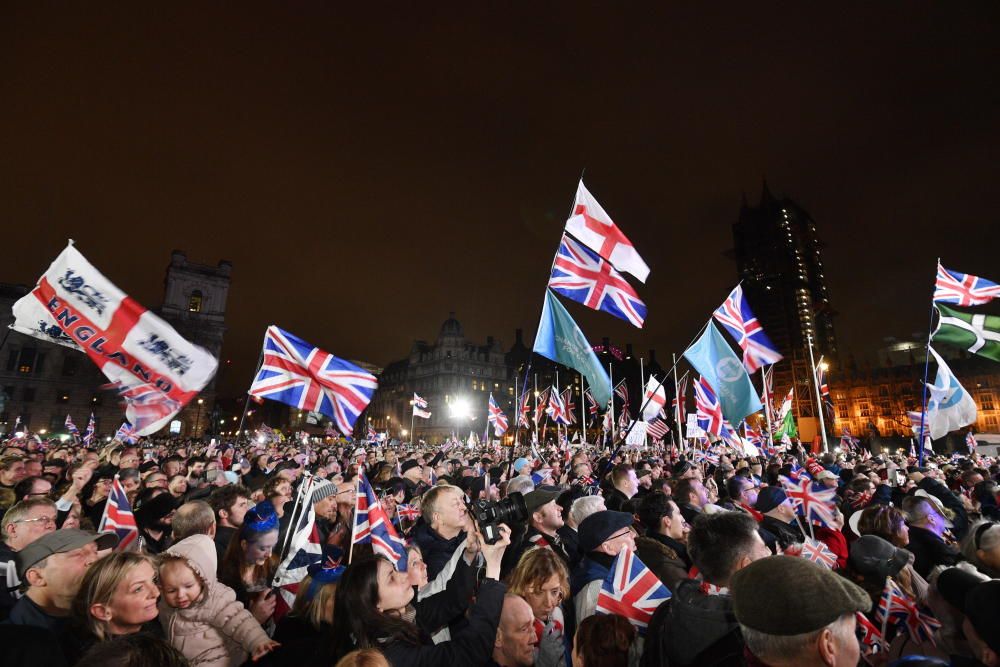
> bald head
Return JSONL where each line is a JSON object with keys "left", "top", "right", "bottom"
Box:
{"left": 494, "top": 594, "right": 536, "bottom": 667}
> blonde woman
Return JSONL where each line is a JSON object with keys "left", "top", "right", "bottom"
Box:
{"left": 507, "top": 546, "right": 570, "bottom": 667}
{"left": 71, "top": 552, "right": 161, "bottom": 661}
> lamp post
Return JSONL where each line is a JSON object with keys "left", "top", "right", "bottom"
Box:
{"left": 195, "top": 398, "right": 204, "bottom": 438}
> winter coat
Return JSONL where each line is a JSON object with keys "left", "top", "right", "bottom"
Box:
{"left": 158, "top": 534, "right": 272, "bottom": 667}
{"left": 907, "top": 526, "right": 962, "bottom": 578}
{"left": 411, "top": 522, "right": 467, "bottom": 581}
{"left": 570, "top": 553, "right": 613, "bottom": 624}
{"left": 635, "top": 535, "right": 689, "bottom": 593}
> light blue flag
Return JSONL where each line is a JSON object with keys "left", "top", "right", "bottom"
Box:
{"left": 533, "top": 290, "right": 612, "bottom": 407}
{"left": 684, "top": 322, "right": 763, "bottom": 424}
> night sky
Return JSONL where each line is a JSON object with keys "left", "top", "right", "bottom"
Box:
{"left": 3, "top": 4, "right": 999, "bottom": 395}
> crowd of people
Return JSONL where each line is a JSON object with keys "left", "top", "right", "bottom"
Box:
{"left": 0, "top": 431, "right": 999, "bottom": 667}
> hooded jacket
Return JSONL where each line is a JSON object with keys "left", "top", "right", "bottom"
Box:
{"left": 640, "top": 579, "right": 745, "bottom": 667}
{"left": 159, "top": 534, "right": 271, "bottom": 666}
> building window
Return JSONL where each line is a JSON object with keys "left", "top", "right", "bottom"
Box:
{"left": 981, "top": 395, "right": 995, "bottom": 411}
{"left": 188, "top": 290, "right": 203, "bottom": 313}
{"left": 49, "top": 414, "right": 65, "bottom": 431}
{"left": 18, "top": 348, "right": 36, "bottom": 374}
{"left": 61, "top": 355, "right": 80, "bottom": 376}
{"left": 859, "top": 403, "right": 871, "bottom": 418}
{"left": 5, "top": 350, "right": 17, "bottom": 372}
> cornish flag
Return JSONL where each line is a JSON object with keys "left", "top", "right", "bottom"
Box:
{"left": 934, "top": 263, "right": 1000, "bottom": 306}
{"left": 11, "top": 242, "right": 218, "bottom": 435}
{"left": 353, "top": 472, "right": 408, "bottom": 571}
{"left": 249, "top": 326, "right": 378, "bottom": 437}
{"left": 713, "top": 284, "right": 783, "bottom": 373}
{"left": 596, "top": 548, "right": 671, "bottom": 632}
{"left": 548, "top": 234, "right": 647, "bottom": 328}
{"left": 97, "top": 476, "right": 138, "bottom": 551}
{"left": 412, "top": 393, "right": 431, "bottom": 419}
{"left": 564, "top": 180, "right": 650, "bottom": 283}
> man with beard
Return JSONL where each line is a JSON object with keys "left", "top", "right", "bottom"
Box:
{"left": 133, "top": 490, "right": 178, "bottom": 555}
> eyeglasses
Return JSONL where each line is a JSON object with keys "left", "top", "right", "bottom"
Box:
{"left": 606, "top": 528, "right": 633, "bottom": 542}
{"left": 15, "top": 516, "right": 56, "bottom": 527}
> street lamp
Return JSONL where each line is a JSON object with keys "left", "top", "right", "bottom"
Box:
{"left": 195, "top": 398, "right": 204, "bottom": 437}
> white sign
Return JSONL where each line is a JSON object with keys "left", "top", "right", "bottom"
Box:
{"left": 686, "top": 413, "right": 704, "bottom": 439}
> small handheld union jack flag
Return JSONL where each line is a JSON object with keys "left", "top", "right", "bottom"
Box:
{"left": 114, "top": 421, "right": 138, "bottom": 445}
{"left": 934, "top": 262, "right": 1000, "bottom": 307}
{"left": 82, "top": 413, "right": 95, "bottom": 445}
{"left": 856, "top": 612, "right": 883, "bottom": 663}
{"left": 713, "top": 284, "right": 783, "bottom": 373}
{"left": 876, "top": 577, "right": 940, "bottom": 646}
{"left": 65, "top": 414, "right": 80, "bottom": 438}
{"left": 396, "top": 503, "right": 421, "bottom": 523}
{"left": 98, "top": 476, "right": 138, "bottom": 550}
{"left": 353, "top": 472, "right": 408, "bottom": 571}
{"left": 965, "top": 431, "right": 977, "bottom": 451}
{"left": 799, "top": 538, "right": 838, "bottom": 569}
{"left": 781, "top": 475, "right": 837, "bottom": 528}
{"left": 596, "top": 548, "right": 671, "bottom": 633}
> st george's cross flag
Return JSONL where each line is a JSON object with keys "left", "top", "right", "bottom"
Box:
{"left": 97, "top": 476, "right": 138, "bottom": 551}
{"left": 412, "top": 393, "right": 431, "bottom": 419}
{"left": 488, "top": 393, "right": 509, "bottom": 436}
{"left": 933, "top": 263, "right": 1000, "bottom": 307}
{"left": 933, "top": 303, "right": 1000, "bottom": 363}
{"left": 533, "top": 290, "right": 612, "bottom": 406}
{"left": 249, "top": 326, "right": 378, "bottom": 437}
{"left": 641, "top": 376, "right": 667, "bottom": 422}
{"left": 596, "top": 547, "right": 671, "bottom": 633}
{"left": 713, "top": 284, "right": 783, "bottom": 373}
{"left": 353, "top": 472, "right": 408, "bottom": 571}
{"left": 926, "top": 346, "right": 977, "bottom": 440}
{"left": 564, "top": 180, "right": 650, "bottom": 283}
{"left": 11, "top": 242, "right": 218, "bottom": 435}
{"left": 548, "top": 234, "right": 647, "bottom": 328}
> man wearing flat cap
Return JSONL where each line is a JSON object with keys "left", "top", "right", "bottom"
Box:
{"left": 9, "top": 529, "right": 119, "bottom": 631}
{"left": 569, "top": 510, "right": 635, "bottom": 624}
{"left": 504, "top": 486, "right": 570, "bottom": 578}
{"left": 731, "top": 556, "right": 870, "bottom": 666}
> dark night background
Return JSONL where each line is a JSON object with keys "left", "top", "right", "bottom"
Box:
{"left": 2, "top": 3, "right": 998, "bottom": 396}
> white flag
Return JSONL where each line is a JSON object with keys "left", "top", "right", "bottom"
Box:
{"left": 641, "top": 376, "right": 667, "bottom": 422}
{"left": 926, "top": 346, "right": 977, "bottom": 440}
{"left": 564, "top": 180, "right": 650, "bottom": 283}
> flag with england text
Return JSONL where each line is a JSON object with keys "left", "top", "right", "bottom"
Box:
{"left": 11, "top": 242, "right": 218, "bottom": 435}
{"left": 353, "top": 472, "right": 408, "bottom": 571}
{"left": 684, "top": 322, "right": 763, "bottom": 424}
{"left": 564, "top": 180, "right": 650, "bottom": 283}
{"left": 272, "top": 477, "right": 323, "bottom": 619}
{"left": 934, "top": 263, "right": 1000, "bottom": 306}
{"left": 596, "top": 548, "right": 671, "bottom": 632}
{"left": 98, "top": 476, "right": 138, "bottom": 551}
{"left": 548, "top": 234, "right": 647, "bottom": 328}
{"left": 926, "top": 346, "right": 977, "bottom": 440}
{"left": 933, "top": 303, "right": 1000, "bottom": 363}
{"left": 533, "top": 289, "right": 612, "bottom": 406}
{"left": 713, "top": 284, "right": 783, "bottom": 373}
{"left": 249, "top": 325, "right": 378, "bottom": 437}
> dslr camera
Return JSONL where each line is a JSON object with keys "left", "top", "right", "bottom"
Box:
{"left": 467, "top": 491, "right": 527, "bottom": 544}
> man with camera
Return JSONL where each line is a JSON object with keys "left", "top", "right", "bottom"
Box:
{"left": 504, "top": 486, "right": 570, "bottom": 576}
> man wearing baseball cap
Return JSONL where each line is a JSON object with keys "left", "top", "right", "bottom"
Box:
{"left": 503, "top": 486, "right": 569, "bottom": 578}
{"left": 9, "top": 529, "right": 119, "bottom": 631}
{"left": 569, "top": 510, "right": 635, "bottom": 623}
{"left": 731, "top": 556, "right": 871, "bottom": 666}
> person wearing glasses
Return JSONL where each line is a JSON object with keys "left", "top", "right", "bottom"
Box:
{"left": 0, "top": 498, "right": 58, "bottom": 620}
{"left": 569, "top": 510, "right": 636, "bottom": 624}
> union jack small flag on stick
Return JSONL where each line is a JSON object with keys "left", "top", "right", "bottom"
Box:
{"left": 713, "top": 284, "right": 783, "bottom": 373}
{"left": 966, "top": 431, "right": 977, "bottom": 451}
{"left": 396, "top": 503, "right": 421, "bottom": 523}
{"left": 114, "top": 421, "right": 138, "bottom": 445}
{"left": 799, "top": 537, "right": 838, "bottom": 569}
{"left": 596, "top": 547, "right": 671, "bottom": 633}
{"left": 353, "top": 472, "right": 408, "bottom": 571}
{"left": 65, "top": 414, "right": 80, "bottom": 438}
{"left": 82, "top": 413, "right": 96, "bottom": 445}
{"left": 934, "top": 262, "right": 1000, "bottom": 306}
{"left": 876, "top": 577, "right": 940, "bottom": 646}
{"left": 98, "top": 476, "right": 138, "bottom": 551}
{"left": 856, "top": 612, "right": 883, "bottom": 664}
{"left": 781, "top": 476, "right": 838, "bottom": 528}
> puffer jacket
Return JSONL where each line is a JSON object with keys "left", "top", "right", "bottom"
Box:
{"left": 159, "top": 534, "right": 272, "bottom": 666}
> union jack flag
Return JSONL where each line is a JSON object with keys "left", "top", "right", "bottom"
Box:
{"left": 114, "top": 421, "right": 138, "bottom": 444}
{"left": 816, "top": 365, "right": 834, "bottom": 417}
{"left": 856, "top": 612, "right": 883, "bottom": 663}
{"left": 841, "top": 426, "right": 859, "bottom": 451}
{"left": 720, "top": 420, "right": 744, "bottom": 453}
{"left": 97, "top": 476, "right": 138, "bottom": 551}
{"left": 672, "top": 371, "right": 688, "bottom": 421}
{"left": 104, "top": 379, "right": 182, "bottom": 434}
{"left": 713, "top": 284, "right": 783, "bottom": 373}
{"left": 272, "top": 477, "right": 323, "bottom": 619}
{"left": 518, "top": 390, "right": 532, "bottom": 428}
{"left": 781, "top": 476, "right": 837, "bottom": 528}
{"left": 761, "top": 365, "right": 775, "bottom": 421}
{"left": 534, "top": 387, "right": 550, "bottom": 424}
{"left": 585, "top": 389, "right": 600, "bottom": 417}
{"left": 488, "top": 393, "right": 509, "bottom": 436}
{"left": 546, "top": 387, "right": 571, "bottom": 425}
{"left": 353, "top": 472, "right": 408, "bottom": 570}
{"left": 934, "top": 263, "right": 1000, "bottom": 306}
{"left": 615, "top": 382, "right": 629, "bottom": 406}
{"left": 561, "top": 387, "right": 578, "bottom": 424}
{"left": 799, "top": 537, "right": 838, "bottom": 569}
{"left": 412, "top": 392, "right": 431, "bottom": 419}
{"left": 249, "top": 326, "right": 378, "bottom": 437}
{"left": 788, "top": 459, "right": 811, "bottom": 482}
{"left": 596, "top": 548, "right": 671, "bottom": 632}
{"left": 876, "top": 577, "right": 940, "bottom": 646}
{"left": 966, "top": 431, "right": 977, "bottom": 451}
{"left": 65, "top": 414, "right": 80, "bottom": 437}
{"left": 694, "top": 376, "right": 724, "bottom": 436}
{"left": 548, "top": 234, "right": 647, "bottom": 328}
{"left": 396, "top": 503, "right": 421, "bottom": 522}
{"left": 82, "top": 413, "right": 95, "bottom": 445}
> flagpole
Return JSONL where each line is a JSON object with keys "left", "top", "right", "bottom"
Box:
{"left": 533, "top": 374, "right": 539, "bottom": 447}
{"left": 807, "top": 335, "right": 829, "bottom": 453}
{"left": 348, "top": 474, "right": 359, "bottom": 565}
{"left": 236, "top": 349, "right": 265, "bottom": 444}
{"left": 512, "top": 369, "right": 520, "bottom": 448}
{"left": 555, "top": 370, "right": 561, "bottom": 448}
{"left": 609, "top": 363, "right": 616, "bottom": 449}
{"left": 580, "top": 373, "right": 587, "bottom": 446}
{"left": 409, "top": 398, "right": 415, "bottom": 448}
{"left": 672, "top": 354, "right": 683, "bottom": 453}
{"left": 762, "top": 365, "right": 774, "bottom": 449}
{"left": 916, "top": 258, "right": 940, "bottom": 467}
{"left": 639, "top": 356, "right": 647, "bottom": 449}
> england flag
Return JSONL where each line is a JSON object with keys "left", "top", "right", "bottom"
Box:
{"left": 564, "top": 180, "right": 650, "bottom": 283}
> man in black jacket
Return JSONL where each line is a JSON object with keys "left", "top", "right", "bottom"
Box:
{"left": 604, "top": 464, "right": 639, "bottom": 512}
{"left": 902, "top": 491, "right": 963, "bottom": 577}
{"left": 754, "top": 486, "right": 804, "bottom": 553}
{"left": 641, "top": 511, "right": 770, "bottom": 667}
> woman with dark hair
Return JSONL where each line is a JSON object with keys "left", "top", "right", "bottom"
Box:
{"left": 856, "top": 504, "right": 910, "bottom": 547}
{"left": 332, "top": 525, "right": 511, "bottom": 667}
{"left": 572, "top": 614, "right": 635, "bottom": 667}
{"left": 219, "top": 501, "right": 280, "bottom": 626}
